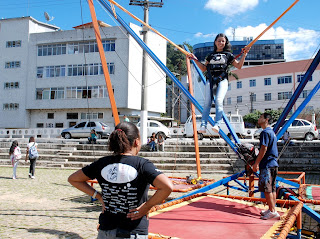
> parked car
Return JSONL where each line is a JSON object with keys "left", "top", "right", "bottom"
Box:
{"left": 254, "top": 119, "right": 318, "bottom": 141}
{"left": 61, "top": 121, "right": 112, "bottom": 139}
{"left": 136, "top": 120, "right": 171, "bottom": 139}
{"left": 184, "top": 114, "right": 246, "bottom": 140}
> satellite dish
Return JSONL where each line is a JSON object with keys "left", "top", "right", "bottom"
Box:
{"left": 44, "top": 12, "right": 54, "bottom": 22}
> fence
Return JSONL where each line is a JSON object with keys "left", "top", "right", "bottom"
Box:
{"left": 0, "top": 128, "right": 62, "bottom": 139}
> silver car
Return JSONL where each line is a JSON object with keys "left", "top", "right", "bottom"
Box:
{"left": 61, "top": 121, "right": 112, "bottom": 139}
{"left": 254, "top": 119, "right": 318, "bottom": 141}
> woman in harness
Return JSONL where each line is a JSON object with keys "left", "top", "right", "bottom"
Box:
{"left": 194, "top": 33, "right": 250, "bottom": 133}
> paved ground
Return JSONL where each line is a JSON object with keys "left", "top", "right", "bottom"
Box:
{"left": 0, "top": 166, "right": 319, "bottom": 239}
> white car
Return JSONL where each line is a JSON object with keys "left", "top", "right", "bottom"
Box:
{"left": 254, "top": 119, "right": 318, "bottom": 141}
{"left": 61, "top": 121, "right": 112, "bottom": 139}
{"left": 136, "top": 120, "right": 171, "bottom": 139}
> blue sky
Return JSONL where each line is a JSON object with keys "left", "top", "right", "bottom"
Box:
{"left": 1, "top": 0, "right": 320, "bottom": 61}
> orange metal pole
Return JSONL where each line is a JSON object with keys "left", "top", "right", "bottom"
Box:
{"left": 88, "top": 0, "right": 120, "bottom": 125}
{"left": 186, "top": 57, "right": 201, "bottom": 178}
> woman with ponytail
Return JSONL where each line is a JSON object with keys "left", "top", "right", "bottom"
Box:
{"left": 68, "top": 122, "right": 173, "bottom": 239}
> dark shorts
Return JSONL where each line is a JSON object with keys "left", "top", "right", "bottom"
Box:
{"left": 258, "top": 167, "right": 278, "bottom": 193}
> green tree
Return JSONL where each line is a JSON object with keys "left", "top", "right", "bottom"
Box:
{"left": 166, "top": 42, "right": 192, "bottom": 84}
{"left": 243, "top": 109, "right": 283, "bottom": 127}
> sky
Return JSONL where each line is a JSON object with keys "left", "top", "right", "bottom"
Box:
{"left": 1, "top": 0, "right": 320, "bottom": 62}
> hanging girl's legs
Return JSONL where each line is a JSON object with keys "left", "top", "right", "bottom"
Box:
{"left": 214, "top": 78, "right": 228, "bottom": 128}
{"left": 200, "top": 79, "right": 214, "bottom": 132}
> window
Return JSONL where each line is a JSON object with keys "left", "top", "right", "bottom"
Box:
{"left": 249, "top": 79, "right": 256, "bottom": 87}
{"left": 264, "top": 78, "right": 271, "bottom": 86}
{"left": 43, "top": 65, "right": 65, "bottom": 78}
{"left": 299, "top": 90, "right": 310, "bottom": 98}
{"left": 5, "top": 61, "right": 21, "bottom": 68}
{"left": 3, "top": 103, "right": 19, "bottom": 110}
{"left": 264, "top": 45, "right": 270, "bottom": 49}
{"left": 297, "top": 74, "right": 312, "bottom": 82}
{"left": 278, "top": 76, "right": 292, "bottom": 84}
{"left": 250, "top": 93, "right": 256, "bottom": 102}
{"left": 87, "top": 122, "right": 96, "bottom": 127}
{"left": 38, "top": 44, "right": 67, "bottom": 56}
{"left": 67, "top": 113, "right": 78, "bottom": 119}
{"left": 227, "top": 97, "right": 231, "bottom": 105}
{"left": 278, "top": 91, "right": 292, "bottom": 100}
{"left": 36, "top": 123, "right": 44, "bottom": 128}
{"left": 228, "top": 83, "right": 231, "bottom": 91}
{"left": 36, "top": 88, "right": 64, "bottom": 100}
{"left": 37, "top": 67, "right": 44, "bottom": 78}
{"left": 237, "top": 96, "right": 242, "bottom": 103}
{"left": 264, "top": 93, "right": 271, "bottom": 101}
{"left": 6, "top": 40, "right": 21, "bottom": 48}
{"left": 67, "top": 63, "right": 114, "bottom": 76}
{"left": 66, "top": 85, "right": 108, "bottom": 99}
{"left": 292, "top": 120, "right": 303, "bottom": 127}
{"left": 55, "top": 123, "right": 64, "bottom": 128}
{"left": 4, "top": 82, "right": 19, "bottom": 89}
{"left": 237, "top": 81, "right": 242, "bottom": 89}
{"left": 75, "top": 122, "right": 86, "bottom": 128}
{"left": 81, "top": 112, "right": 103, "bottom": 120}
{"left": 47, "top": 113, "right": 54, "bottom": 119}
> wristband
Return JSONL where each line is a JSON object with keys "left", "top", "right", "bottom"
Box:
{"left": 92, "top": 190, "right": 98, "bottom": 199}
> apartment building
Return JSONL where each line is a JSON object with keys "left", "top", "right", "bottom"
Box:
{"left": 0, "top": 17, "right": 167, "bottom": 129}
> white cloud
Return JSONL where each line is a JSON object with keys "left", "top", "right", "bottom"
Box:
{"left": 194, "top": 32, "right": 217, "bottom": 39}
{"left": 205, "top": 0, "right": 259, "bottom": 16}
{"left": 224, "top": 24, "right": 320, "bottom": 61}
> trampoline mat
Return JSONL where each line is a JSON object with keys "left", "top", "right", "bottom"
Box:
{"left": 149, "top": 196, "right": 286, "bottom": 239}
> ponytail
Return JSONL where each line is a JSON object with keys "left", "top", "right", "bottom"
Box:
{"left": 9, "top": 140, "right": 18, "bottom": 154}
{"left": 108, "top": 122, "right": 140, "bottom": 154}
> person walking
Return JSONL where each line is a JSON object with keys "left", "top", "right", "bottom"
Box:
{"left": 253, "top": 113, "right": 280, "bottom": 220}
{"left": 25, "top": 136, "right": 39, "bottom": 179}
{"left": 193, "top": 33, "right": 250, "bottom": 133}
{"left": 9, "top": 140, "right": 21, "bottom": 179}
{"left": 68, "top": 122, "right": 173, "bottom": 239}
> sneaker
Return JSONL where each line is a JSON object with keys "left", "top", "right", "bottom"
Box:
{"left": 212, "top": 125, "right": 220, "bottom": 133}
{"left": 28, "top": 173, "right": 32, "bottom": 178}
{"left": 260, "top": 209, "right": 270, "bottom": 216}
{"left": 261, "top": 211, "right": 280, "bottom": 220}
{"left": 199, "top": 124, "right": 206, "bottom": 133}
{"left": 31, "top": 176, "right": 35, "bottom": 179}
{"left": 12, "top": 177, "right": 16, "bottom": 180}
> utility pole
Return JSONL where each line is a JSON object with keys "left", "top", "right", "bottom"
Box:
{"left": 129, "top": 0, "right": 163, "bottom": 144}
{"left": 250, "top": 92, "right": 254, "bottom": 113}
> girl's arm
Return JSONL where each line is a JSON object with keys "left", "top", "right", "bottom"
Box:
{"left": 68, "top": 169, "right": 105, "bottom": 211}
{"left": 231, "top": 47, "right": 250, "bottom": 69}
{"left": 194, "top": 60, "right": 207, "bottom": 72}
{"left": 127, "top": 174, "right": 173, "bottom": 220}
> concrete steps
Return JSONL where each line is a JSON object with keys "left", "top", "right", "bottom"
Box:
{"left": 1, "top": 138, "right": 320, "bottom": 174}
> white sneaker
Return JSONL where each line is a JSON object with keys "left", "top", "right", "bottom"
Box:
{"left": 28, "top": 173, "right": 32, "bottom": 178}
{"left": 261, "top": 211, "right": 280, "bottom": 220}
{"left": 260, "top": 209, "right": 270, "bottom": 216}
{"left": 199, "top": 125, "right": 206, "bottom": 133}
{"left": 212, "top": 125, "right": 220, "bottom": 133}
{"left": 31, "top": 176, "right": 35, "bottom": 179}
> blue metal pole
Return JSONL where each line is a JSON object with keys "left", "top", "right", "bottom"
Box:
{"left": 169, "top": 170, "right": 246, "bottom": 202}
{"left": 273, "top": 49, "right": 320, "bottom": 134}
{"left": 98, "top": 0, "right": 240, "bottom": 153}
{"left": 277, "top": 81, "right": 320, "bottom": 140}
{"left": 183, "top": 45, "right": 241, "bottom": 144}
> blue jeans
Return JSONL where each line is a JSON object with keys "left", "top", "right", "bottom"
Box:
{"left": 201, "top": 78, "right": 228, "bottom": 127}
{"left": 97, "top": 229, "right": 148, "bottom": 239}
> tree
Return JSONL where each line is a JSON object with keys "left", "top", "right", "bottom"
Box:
{"left": 243, "top": 109, "right": 283, "bottom": 127}
{"left": 166, "top": 42, "right": 192, "bottom": 84}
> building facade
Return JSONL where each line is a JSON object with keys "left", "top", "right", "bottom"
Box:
{"left": 193, "top": 39, "right": 285, "bottom": 66}
{"left": 0, "top": 17, "right": 167, "bottom": 129}
{"left": 223, "top": 59, "right": 320, "bottom": 116}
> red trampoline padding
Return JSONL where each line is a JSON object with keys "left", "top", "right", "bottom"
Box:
{"left": 312, "top": 187, "right": 320, "bottom": 200}
{"left": 149, "top": 196, "right": 282, "bottom": 239}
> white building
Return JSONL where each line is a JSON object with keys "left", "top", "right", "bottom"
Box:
{"left": 0, "top": 17, "right": 167, "bottom": 129}
{"left": 224, "top": 59, "right": 320, "bottom": 116}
